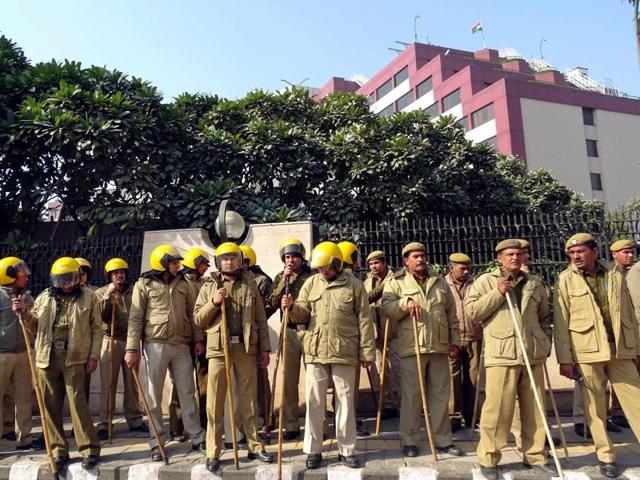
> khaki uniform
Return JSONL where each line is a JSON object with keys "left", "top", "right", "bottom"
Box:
{"left": 290, "top": 270, "right": 375, "bottom": 456}
{"left": 554, "top": 261, "right": 640, "bottom": 463}
{"left": 170, "top": 272, "right": 208, "bottom": 433}
{"left": 445, "top": 273, "right": 481, "bottom": 429}
{"left": 127, "top": 272, "right": 204, "bottom": 448}
{"left": 268, "top": 266, "right": 314, "bottom": 433}
{"left": 465, "top": 269, "right": 551, "bottom": 467}
{"left": 94, "top": 284, "right": 143, "bottom": 430}
{"left": 364, "top": 269, "right": 401, "bottom": 410}
{"left": 24, "top": 286, "right": 102, "bottom": 459}
{"left": 627, "top": 262, "right": 640, "bottom": 320}
{"left": 381, "top": 269, "right": 460, "bottom": 448}
{"left": 0, "top": 287, "right": 35, "bottom": 447}
{"left": 194, "top": 271, "right": 271, "bottom": 459}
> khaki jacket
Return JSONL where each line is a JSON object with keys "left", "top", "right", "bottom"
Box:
{"left": 95, "top": 284, "right": 133, "bottom": 341}
{"left": 465, "top": 269, "right": 551, "bottom": 367}
{"left": 126, "top": 272, "right": 199, "bottom": 351}
{"left": 627, "top": 262, "right": 640, "bottom": 322}
{"left": 382, "top": 269, "right": 460, "bottom": 358}
{"left": 25, "top": 287, "right": 102, "bottom": 369}
{"left": 554, "top": 261, "right": 640, "bottom": 364}
{"left": 194, "top": 271, "right": 270, "bottom": 358}
{"left": 290, "top": 271, "right": 376, "bottom": 366}
{"left": 445, "top": 273, "right": 480, "bottom": 342}
{"left": 184, "top": 272, "right": 209, "bottom": 343}
{"left": 364, "top": 269, "right": 396, "bottom": 340}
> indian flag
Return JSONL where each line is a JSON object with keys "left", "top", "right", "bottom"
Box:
{"left": 471, "top": 21, "right": 483, "bottom": 34}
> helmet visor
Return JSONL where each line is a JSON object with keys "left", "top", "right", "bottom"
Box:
{"left": 11, "top": 261, "right": 31, "bottom": 278}
{"left": 215, "top": 252, "right": 242, "bottom": 272}
{"left": 51, "top": 271, "right": 80, "bottom": 289}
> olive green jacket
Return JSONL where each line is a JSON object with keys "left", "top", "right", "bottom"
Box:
{"left": 268, "top": 266, "right": 314, "bottom": 323}
{"left": 126, "top": 272, "right": 201, "bottom": 351}
{"left": 25, "top": 287, "right": 102, "bottom": 369}
{"left": 554, "top": 261, "right": 639, "bottom": 364}
{"left": 290, "top": 271, "right": 376, "bottom": 366}
{"left": 382, "top": 268, "right": 460, "bottom": 358}
{"left": 95, "top": 284, "right": 133, "bottom": 341}
{"left": 0, "top": 287, "right": 34, "bottom": 352}
{"left": 194, "top": 271, "right": 271, "bottom": 358}
{"left": 364, "top": 269, "right": 396, "bottom": 340}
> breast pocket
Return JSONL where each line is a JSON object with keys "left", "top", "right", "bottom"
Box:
{"left": 487, "top": 323, "right": 516, "bottom": 360}
{"left": 207, "top": 324, "right": 222, "bottom": 353}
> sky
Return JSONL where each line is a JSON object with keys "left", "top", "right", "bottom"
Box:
{"left": 2, "top": 1, "right": 638, "bottom": 101}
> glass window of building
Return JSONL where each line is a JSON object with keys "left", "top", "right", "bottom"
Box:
{"left": 376, "top": 79, "right": 393, "bottom": 100}
{"left": 482, "top": 136, "right": 497, "bottom": 149}
{"left": 396, "top": 91, "right": 414, "bottom": 111}
{"left": 379, "top": 104, "right": 395, "bottom": 117}
{"left": 590, "top": 173, "right": 603, "bottom": 191}
{"left": 582, "top": 107, "right": 595, "bottom": 126}
{"left": 456, "top": 117, "right": 468, "bottom": 131}
{"left": 442, "top": 89, "right": 461, "bottom": 112}
{"left": 416, "top": 77, "right": 433, "bottom": 98}
{"left": 471, "top": 103, "right": 494, "bottom": 128}
{"left": 394, "top": 66, "right": 409, "bottom": 86}
{"left": 425, "top": 102, "right": 439, "bottom": 118}
{"left": 586, "top": 139, "right": 599, "bottom": 157}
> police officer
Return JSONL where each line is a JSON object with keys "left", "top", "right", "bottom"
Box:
{"left": 95, "top": 258, "right": 147, "bottom": 440}
{"left": 0, "top": 257, "right": 38, "bottom": 450}
{"left": 555, "top": 233, "right": 640, "bottom": 478}
{"left": 382, "top": 242, "right": 464, "bottom": 458}
{"left": 444, "top": 253, "right": 479, "bottom": 432}
{"left": 124, "top": 245, "right": 205, "bottom": 461}
{"left": 169, "top": 248, "right": 209, "bottom": 439}
{"left": 21, "top": 257, "right": 102, "bottom": 471}
{"left": 76, "top": 258, "right": 97, "bottom": 291}
{"left": 268, "top": 238, "right": 313, "bottom": 440}
{"left": 194, "top": 242, "right": 273, "bottom": 473}
{"left": 465, "top": 239, "right": 552, "bottom": 477}
{"left": 283, "top": 241, "right": 376, "bottom": 469}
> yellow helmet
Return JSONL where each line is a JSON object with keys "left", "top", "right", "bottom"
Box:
{"left": 215, "top": 242, "right": 242, "bottom": 271}
{"left": 279, "top": 238, "right": 306, "bottom": 262}
{"left": 182, "top": 247, "right": 210, "bottom": 270}
{"left": 337, "top": 241, "right": 360, "bottom": 267}
{"left": 50, "top": 257, "right": 80, "bottom": 288}
{"left": 239, "top": 245, "right": 257, "bottom": 267}
{"left": 310, "top": 242, "right": 344, "bottom": 271}
{"left": 150, "top": 244, "right": 182, "bottom": 272}
{"left": 74, "top": 257, "right": 92, "bottom": 272}
{"left": 0, "top": 257, "right": 30, "bottom": 286}
{"left": 104, "top": 258, "right": 129, "bottom": 281}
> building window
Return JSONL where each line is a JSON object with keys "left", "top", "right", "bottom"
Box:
{"left": 442, "top": 89, "right": 461, "bottom": 112}
{"left": 416, "top": 77, "right": 433, "bottom": 98}
{"left": 582, "top": 107, "right": 595, "bottom": 126}
{"left": 471, "top": 103, "right": 494, "bottom": 128}
{"left": 425, "top": 102, "right": 439, "bottom": 118}
{"left": 367, "top": 93, "right": 375, "bottom": 105}
{"left": 394, "top": 66, "right": 409, "bottom": 86}
{"left": 376, "top": 79, "right": 393, "bottom": 100}
{"left": 590, "top": 173, "right": 603, "bottom": 191}
{"left": 456, "top": 117, "right": 468, "bottom": 131}
{"left": 396, "top": 91, "right": 414, "bottom": 111}
{"left": 379, "top": 104, "right": 395, "bottom": 117}
{"left": 482, "top": 136, "right": 497, "bottom": 149}
{"left": 586, "top": 139, "right": 599, "bottom": 157}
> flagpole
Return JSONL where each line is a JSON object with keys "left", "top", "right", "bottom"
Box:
{"left": 481, "top": 28, "right": 486, "bottom": 48}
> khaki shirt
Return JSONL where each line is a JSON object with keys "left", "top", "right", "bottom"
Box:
{"left": 465, "top": 268, "right": 551, "bottom": 367}
{"left": 95, "top": 284, "right": 133, "bottom": 341}
{"left": 194, "top": 271, "right": 270, "bottom": 358}
{"left": 445, "top": 273, "right": 479, "bottom": 342}
{"left": 382, "top": 268, "right": 460, "bottom": 358}
{"left": 554, "top": 261, "right": 640, "bottom": 364}
{"left": 290, "top": 270, "right": 376, "bottom": 366}
{"left": 126, "top": 272, "right": 198, "bottom": 351}
{"left": 25, "top": 287, "right": 102, "bottom": 368}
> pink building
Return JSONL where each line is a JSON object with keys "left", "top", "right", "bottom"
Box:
{"left": 315, "top": 43, "right": 640, "bottom": 209}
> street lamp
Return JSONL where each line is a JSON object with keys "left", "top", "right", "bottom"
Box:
{"left": 214, "top": 199, "right": 247, "bottom": 242}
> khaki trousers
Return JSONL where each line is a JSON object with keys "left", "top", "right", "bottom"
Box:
{"left": 477, "top": 364, "right": 546, "bottom": 467}
{"left": 256, "top": 364, "right": 271, "bottom": 425}
{"left": 369, "top": 337, "right": 401, "bottom": 410}
{"left": 578, "top": 358, "right": 640, "bottom": 463}
{"left": 304, "top": 363, "right": 357, "bottom": 456}
{"left": 37, "top": 351, "right": 100, "bottom": 458}
{"left": 609, "top": 362, "right": 639, "bottom": 418}
{"left": 400, "top": 353, "right": 452, "bottom": 448}
{"left": 143, "top": 342, "right": 204, "bottom": 448}
{"left": 449, "top": 339, "right": 482, "bottom": 427}
{"left": 2, "top": 386, "right": 15, "bottom": 435}
{"left": 98, "top": 337, "right": 143, "bottom": 429}
{"left": 206, "top": 344, "right": 263, "bottom": 458}
{"left": 169, "top": 351, "right": 208, "bottom": 433}
{"left": 0, "top": 352, "right": 33, "bottom": 446}
{"left": 281, "top": 328, "right": 305, "bottom": 432}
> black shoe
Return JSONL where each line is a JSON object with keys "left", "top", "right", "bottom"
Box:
{"left": 436, "top": 444, "right": 465, "bottom": 456}
{"left": 2, "top": 431, "right": 16, "bottom": 442}
{"left": 151, "top": 446, "right": 163, "bottom": 462}
{"left": 192, "top": 441, "right": 206, "bottom": 453}
{"left": 283, "top": 430, "right": 300, "bottom": 441}
{"left": 523, "top": 462, "right": 555, "bottom": 474}
{"left": 338, "top": 454, "right": 360, "bottom": 468}
{"left": 206, "top": 457, "right": 220, "bottom": 472}
{"left": 306, "top": 453, "right": 322, "bottom": 469}
{"left": 16, "top": 442, "right": 37, "bottom": 451}
{"left": 225, "top": 436, "right": 247, "bottom": 449}
{"left": 54, "top": 455, "right": 70, "bottom": 471}
{"left": 247, "top": 449, "right": 273, "bottom": 463}
{"left": 610, "top": 415, "right": 630, "bottom": 429}
{"left": 82, "top": 455, "right": 99, "bottom": 470}
{"left": 403, "top": 445, "right": 419, "bottom": 457}
{"left": 479, "top": 465, "right": 499, "bottom": 480}
{"left": 599, "top": 462, "right": 619, "bottom": 478}
{"left": 606, "top": 418, "right": 622, "bottom": 433}
{"left": 574, "top": 423, "right": 592, "bottom": 438}
{"left": 130, "top": 423, "right": 150, "bottom": 433}
{"left": 170, "top": 431, "right": 188, "bottom": 442}
{"left": 97, "top": 429, "right": 108, "bottom": 441}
